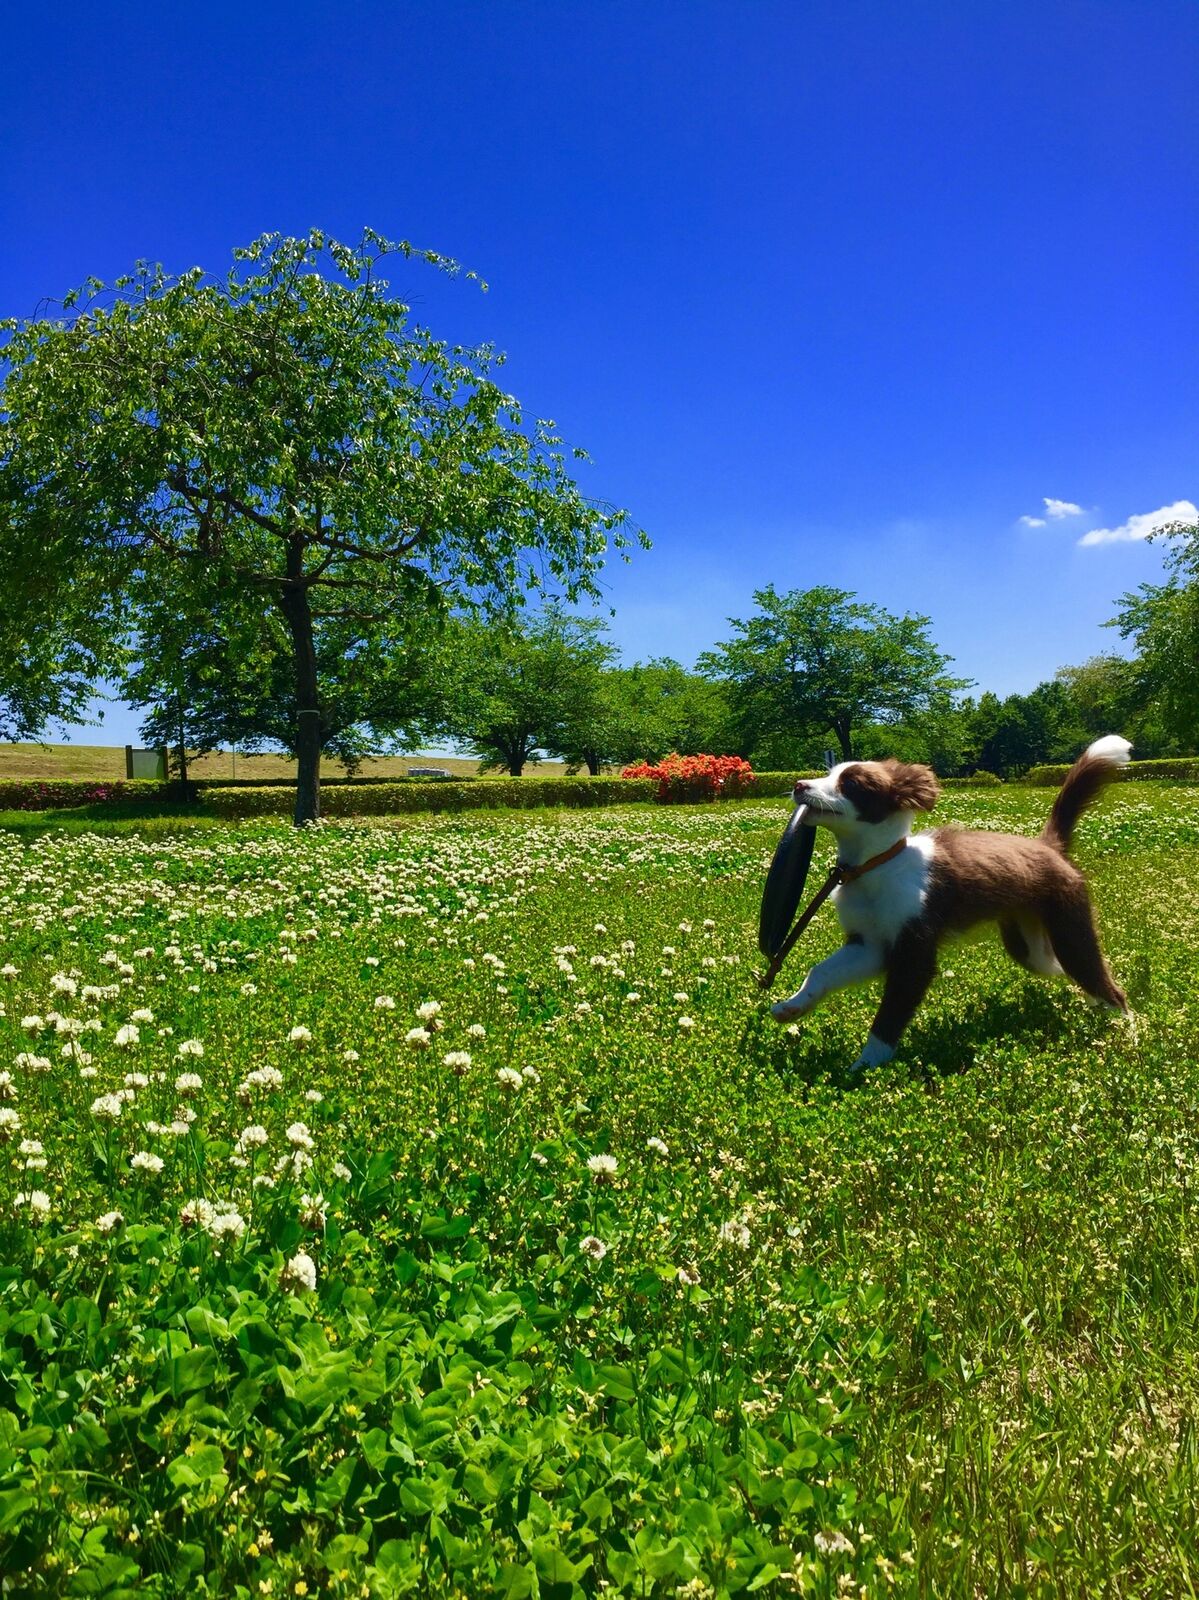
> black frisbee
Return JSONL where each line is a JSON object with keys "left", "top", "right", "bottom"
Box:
{"left": 758, "top": 803, "right": 817, "bottom": 960}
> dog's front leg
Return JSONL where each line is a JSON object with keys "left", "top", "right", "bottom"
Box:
{"left": 771, "top": 939, "right": 884, "bottom": 1024}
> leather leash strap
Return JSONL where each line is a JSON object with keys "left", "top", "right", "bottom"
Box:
{"left": 757, "top": 837, "right": 908, "bottom": 991}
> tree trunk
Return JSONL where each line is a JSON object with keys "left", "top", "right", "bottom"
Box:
{"left": 507, "top": 757, "right": 524, "bottom": 777}
{"left": 833, "top": 720, "right": 853, "bottom": 761}
{"left": 175, "top": 693, "right": 189, "bottom": 789}
{"left": 585, "top": 750, "right": 601, "bottom": 776}
{"left": 279, "top": 575, "right": 321, "bottom": 826}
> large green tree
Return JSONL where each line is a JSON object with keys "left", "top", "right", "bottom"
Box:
{"left": 1108, "top": 518, "right": 1199, "bottom": 750}
{"left": 437, "top": 609, "right": 616, "bottom": 776}
{"left": 125, "top": 587, "right": 438, "bottom": 782}
{"left": 700, "top": 585, "right": 966, "bottom": 763}
{"left": 0, "top": 229, "right": 639, "bottom": 821}
{"left": 550, "top": 657, "right": 729, "bottom": 773}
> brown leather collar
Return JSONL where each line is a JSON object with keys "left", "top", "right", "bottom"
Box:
{"left": 836, "top": 837, "right": 907, "bottom": 884}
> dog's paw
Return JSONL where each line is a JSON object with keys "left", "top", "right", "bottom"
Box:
{"left": 771, "top": 993, "right": 815, "bottom": 1024}
{"left": 849, "top": 1033, "right": 895, "bottom": 1074}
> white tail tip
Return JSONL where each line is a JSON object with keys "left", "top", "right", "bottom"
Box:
{"left": 1085, "top": 734, "right": 1133, "bottom": 765}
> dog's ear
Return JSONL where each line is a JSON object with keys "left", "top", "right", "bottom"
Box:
{"left": 883, "top": 760, "right": 940, "bottom": 812}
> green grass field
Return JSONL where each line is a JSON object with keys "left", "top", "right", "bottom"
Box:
{"left": 2, "top": 786, "right": 1198, "bottom": 1596}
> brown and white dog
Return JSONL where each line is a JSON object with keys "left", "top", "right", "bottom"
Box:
{"left": 771, "top": 735, "right": 1132, "bottom": 1071}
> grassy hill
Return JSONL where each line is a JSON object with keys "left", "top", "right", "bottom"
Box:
{"left": 0, "top": 742, "right": 574, "bottom": 781}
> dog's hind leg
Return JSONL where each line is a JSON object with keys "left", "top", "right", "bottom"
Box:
{"left": 1000, "top": 915, "right": 1064, "bottom": 977}
{"left": 1041, "top": 890, "right": 1127, "bottom": 1011}
{"left": 853, "top": 924, "right": 939, "bottom": 1071}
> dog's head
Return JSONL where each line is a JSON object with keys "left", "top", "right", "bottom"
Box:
{"left": 793, "top": 759, "right": 940, "bottom": 842}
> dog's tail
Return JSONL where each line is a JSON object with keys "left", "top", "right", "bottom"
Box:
{"left": 1040, "top": 735, "right": 1132, "bottom": 856}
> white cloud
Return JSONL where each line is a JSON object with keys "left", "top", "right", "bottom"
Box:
{"left": 1018, "top": 515, "right": 1047, "bottom": 528}
{"left": 1078, "top": 499, "right": 1198, "bottom": 548}
{"left": 1043, "top": 497, "right": 1084, "bottom": 519}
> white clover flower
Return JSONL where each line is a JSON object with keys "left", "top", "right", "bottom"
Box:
{"left": 624, "top": 992, "right": 640, "bottom": 1004}
{"left": 17, "top": 1189, "right": 51, "bottom": 1224}
{"left": 673, "top": 992, "right": 690, "bottom": 1004}
{"left": 280, "top": 1250, "right": 318, "bottom": 1294}
{"left": 285, "top": 1122, "right": 314, "bottom": 1150}
{"left": 373, "top": 994, "right": 396, "bottom": 1011}
{"left": 676, "top": 1264, "right": 700, "bottom": 1287}
{"left": 131, "top": 1150, "right": 164, "bottom": 1175}
{"left": 0, "top": 1071, "right": 15, "bottom": 1100}
{"left": 180, "top": 1197, "right": 216, "bottom": 1229}
{"left": 496, "top": 1066, "right": 523, "bottom": 1092}
{"left": 304, "top": 1089, "right": 323, "bottom": 1104}
{"left": 50, "top": 973, "right": 78, "bottom": 996}
{"left": 288, "top": 1025, "right": 312, "bottom": 1046}
{"left": 646, "top": 1136, "right": 669, "bottom": 1157}
{"left": 364, "top": 956, "right": 380, "bottom": 967}
{"left": 113, "top": 1023, "right": 140, "bottom": 1048}
{"left": 1, "top": 964, "right": 18, "bottom": 980}
{"left": 703, "top": 918, "right": 716, "bottom": 930}
{"left": 14, "top": 1053, "right": 51, "bottom": 1074}
{"left": 175, "top": 1072, "right": 203, "bottom": 1096}
{"left": 331, "top": 1161, "right": 352, "bottom": 1182}
{"left": 96, "top": 1210, "right": 124, "bottom": 1235}
{"left": 342, "top": 1049, "right": 360, "bottom": 1063}
{"left": 586, "top": 1153, "right": 618, "bottom": 1180}
{"left": 467, "top": 1023, "right": 486, "bottom": 1039}
{"left": 130, "top": 1008, "right": 155, "bottom": 1024}
{"left": 90, "top": 1094, "right": 123, "bottom": 1121}
{"left": 207, "top": 1208, "right": 246, "bottom": 1243}
{"left": 579, "top": 1235, "right": 608, "bottom": 1261}
{"left": 443, "top": 1051, "right": 472, "bottom": 1075}
{"left": 298, "top": 1192, "right": 327, "bottom": 1229}
{"left": 718, "top": 1218, "right": 752, "bottom": 1250}
{"left": 677, "top": 1016, "right": 696, "bottom": 1032}
{"left": 123, "top": 1072, "right": 149, "bottom": 1090}
{"left": 240, "top": 982, "right": 258, "bottom": 997}
{"left": 19, "top": 1137, "right": 44, "bottom": 1161}
{"left": 236, "top": 1124, "right": 270, "bottom": 1151}
{"left": 177, "top": 1039, "right": 204, "bottom": 1058}
{"left": 167, "top": 1120, "right": 191, "bottom": 1138}
{"left": 521, "top": 1065, "right": 540, "bottom": 1084}
{"left": 21, "top": 1016, "right": 44, "bottom": 1034}
{"left": 814, "top": 1530, "right": 855, "bottom": 1557}
{"left": 416, "top": 1000, "right": 442, "bottom": 1023}
{"left": 405, "top": 1027, "right": 432, "bottom": 1049}
{"left": 530, "top": 1150, "right": 548, "bottom": 1167}
{"left": 0, "top": 1107, "right": 20, "bottom": 1140}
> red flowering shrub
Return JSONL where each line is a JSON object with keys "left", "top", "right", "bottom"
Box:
{"left": 619, "top": 753, "right": 754, "bottom": 803}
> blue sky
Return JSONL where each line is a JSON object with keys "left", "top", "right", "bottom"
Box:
{"left": 4, "top": 0, "right": 1196, "bottom": 745}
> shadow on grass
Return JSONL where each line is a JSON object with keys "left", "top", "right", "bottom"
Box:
{"left": 743, "top": 976, "right": 1110, "bottom": 1095}
{"left": 0, "top": 802, "right": 217, "bottom": 838}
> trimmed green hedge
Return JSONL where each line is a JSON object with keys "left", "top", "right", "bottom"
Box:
{"left": 203, "top": 778, "right": 659, "bottom": 817}
{"left": 738, "top": 771, "right": 824, "bottom": 797}
{"left": 940, "top": 771, "right": 1004, "bottom": 787}
{"left": 1024, "top": 756, "right": 1199, "bottom": 785}
{"left": 0, "top": 779, "right": 171, "bottom": 811}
